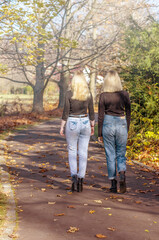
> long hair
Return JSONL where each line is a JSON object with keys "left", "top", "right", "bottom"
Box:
{"left": 103, "top": 70, "right": 123, "bottom": 92}
{"left": 71, "top": 71, "right": 90, "bottom": 101}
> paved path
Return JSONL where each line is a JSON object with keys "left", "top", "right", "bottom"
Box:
{"left": 1, "top": 119, "right": 159, "bottom": 240}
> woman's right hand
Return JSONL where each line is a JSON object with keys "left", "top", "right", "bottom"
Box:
{"left": 91, "top": 126, "right": 94, "bottom": 136}
{"left": 60, "top": 120, "right": 66, "bottom": 136}
{"left": 60, "top": 127, "right": 65, "bottom": 136}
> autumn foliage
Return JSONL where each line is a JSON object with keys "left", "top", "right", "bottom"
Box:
{"left": 0, "top": 107, "right": 63, "bottom": 133}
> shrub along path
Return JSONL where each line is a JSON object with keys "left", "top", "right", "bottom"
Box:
{"left": 1, "top": 118, "right": 159, "bottom": 240}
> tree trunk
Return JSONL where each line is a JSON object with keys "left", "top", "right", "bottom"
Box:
{"left": 32, "top": 86, "right": 44, "bottom": 113}
{"left": 32, "top": 57, "right": 45, "bottom": 113}
{"left": 58, "top": 69, "right": 70, "bottom": 108}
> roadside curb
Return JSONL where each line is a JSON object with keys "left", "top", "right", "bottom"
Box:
{"left": 0, "top": 140, "right": 17, "bottom": 240}
{"left": 132, "top": 160, "right": 159, "bottom": 175}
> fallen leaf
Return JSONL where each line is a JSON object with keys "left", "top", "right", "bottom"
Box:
{"left": 67, "top": 205, "right": 75, "bottom": 209}
{"left": 94, "top": 200, "right": 102, "bottom": 204}
{"left": 150, "top": 180, "right": 157, "bottom": 184}
{"left": 8, "top": 234, "right": 19, "bottom": 238}
{"left": 41, "top": 188, "right": 46, "bottom": 192}
{"left": 67, "top": 226, "right": 79, "bottom": 233}
{"left": 48, "top": 202, "right": 56, "bottom": 205}
{"left": 57, "top": 194, "right": 63, "bottom": 197}
{"left": 145, "top": 229, "right": 149, "bottom": 233}
{"left": 95, "top": 234, "right": 107, "bottom": 238}
{"left": 138, "top": 190, "right": 147, "bottom": 193}
{"left": 117, "top": 199, "right": 123, "bottom": 202}
{"left": 62, "top": 179, "right": 71, "bottom": 183}
{"left": 67, "top": 191, "right": 72, "bottom": 195}
{"left": 110, "top": 195, "right": 117, "bottom": 199}
{"left": 50, "top": 185, "right": 59, "bottom": 189}
{"left": 101, "top": 186, "right": 108, "bottom": 189}
{"left": 54, "top": 213, "right": 65, "bottom": 216}
{"left": 89, "top": 210, "right": 95, "bottom": 214}
{"left": 91, "top": 175, "right": 96, "bottom": 178}
{"left": 147, "top": 189, "right": 155, "bottom": 192}
{"left": 108, "top": 213, "right": 112, "bottom": 216}
{"left": 39, "top": 168, "right": 48, "bottom": 173}
{"left": 107, "top": 227, "right": 116, "bottom": 231}
{"left": 103, "top": 208, "right": 111, "bottom": 210}
{"left": 154, "top": 194, "right": 159, "bottom": 196}
{"left": 52, "top": 165, "right": 56, "bottom": 171}
{"left": 135, "top": 201, "right": 142, "bottom": 204}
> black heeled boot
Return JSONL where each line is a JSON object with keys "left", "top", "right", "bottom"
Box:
{"left": 119, "top": 171, "right": 126, "bottom": 193}
{"left": 71, "top": 175, "right": 77, "bottom": 192}
{"left": 77, "top": 178, "right": 83, "bottom": 192}
{"left": 110, "top": 179, "right": 117, "bottom": 193}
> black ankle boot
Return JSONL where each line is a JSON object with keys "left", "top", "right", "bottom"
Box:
{"left": 119, "top": 171, "right": 126, "bottom": 193}
{"left": 110, "top": 179, "right": 117, "bottom": 193}
{"left": 77, "top": 178, "right": 83, "bottom": 192}
{"left": 71, "top": 175, "right": 77, "bottom": 192}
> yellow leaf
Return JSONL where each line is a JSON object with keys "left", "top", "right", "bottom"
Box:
{"left": 48, "top": 202, "right": 56, "bottom": 205}
{"left": 104, "top": 208, "right": 111, "bottom": 210}
{"left": 108, "top": 213, "right": 112, "bottom": 216}
{"left": 107, "top": 227, "right": 116, "bottom": 231}
{"left": 67, "top": 191, "right": 72, "bottom": 195}
{"left": 67, "top": 226, "right": 79, "bottom": 233}
{"left": 145, "top": 229, "right": 149, "bottom": 233}
{"left": 95, "top": 234, "right": 107, "bottom": 238}
{"left": 41, "top": 188, "right": 46, "bottom": 192}
{"left": 62, "top": 179, "right": 71, "bottom": 183}
{"left": 94, "top": 200, "right": 102, "bottom": 204}
{"left": 89, "top": 210, "right": 95, "bottom": 214}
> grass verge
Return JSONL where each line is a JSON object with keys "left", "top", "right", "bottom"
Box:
{"left": 0, "top": 181, "right": 7, "bottom": 235}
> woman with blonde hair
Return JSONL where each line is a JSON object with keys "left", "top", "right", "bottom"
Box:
{"left": 60, "top": 71, "right": 95, "bottom": 192}
{"left": 98, "top": 70, "right": 131, "bottom": 193}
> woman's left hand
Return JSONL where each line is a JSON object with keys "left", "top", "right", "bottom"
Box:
{"left": 98, "top": 136, "right": 103, "bottom": 143}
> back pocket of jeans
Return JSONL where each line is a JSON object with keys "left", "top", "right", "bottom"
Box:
{"left": 82, "top": 120, "right": 90, "bottom": 128}
{"left": 69, "top": 121, "right": 77, "bottom": 130}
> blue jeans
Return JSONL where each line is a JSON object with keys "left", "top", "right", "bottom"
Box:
{"left": 66, "top": 116, "right": 91, "bottom": 178}
{"left": 102, "top": 115, "right": 128, "bottom": 180}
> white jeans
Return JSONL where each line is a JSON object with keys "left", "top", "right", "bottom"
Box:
{"left": 66, "top": 116, "right": 91, "bottom": 178}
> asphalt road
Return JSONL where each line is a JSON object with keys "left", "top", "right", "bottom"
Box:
{"left": 2, "top": 119, "right": 159, "bottom": 240}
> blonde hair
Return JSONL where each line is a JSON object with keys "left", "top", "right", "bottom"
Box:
{"left": 103, "top": 70, "right": 123, "bottom": 92}
{"left": 71, "top": 71, "right": 90, "bottom": 101}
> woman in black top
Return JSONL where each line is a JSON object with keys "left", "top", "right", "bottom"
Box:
{"left": 98, "top": 70, "right": 131, "bottom": 193}
{"left": 60, "top": 71, "right": 95, "bottom": 192}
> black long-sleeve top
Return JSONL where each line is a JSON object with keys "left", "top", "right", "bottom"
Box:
{"left": 62, "top": 90, "right": 95, "bottom": 121}
{"left": 98, "top": 91, "right": 131, "bottom": 137}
